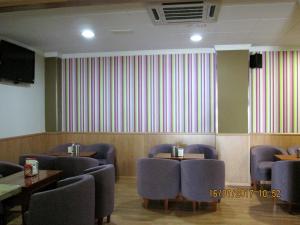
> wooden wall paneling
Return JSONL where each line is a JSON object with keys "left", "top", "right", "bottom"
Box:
{"left": 43, "top": 133, "right": 215, "bottom": 176}
{"left": 216, "top": 134, "right": 250, "bottom": 186}
{"left": 0, "top": 133, "right": 46, "bottom": 163}
{"left": 250, "top": 134, "right": 300, "bottom": 149}
{"left": 112, "top": 134, "right": 145, "bottom": 177}
{"left": 1, "top": 132, "right": 216, "bottom": 176}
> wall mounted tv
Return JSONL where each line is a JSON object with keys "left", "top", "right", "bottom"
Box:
{"left": 0, "top": 40, "right": 35, "bottom": 84}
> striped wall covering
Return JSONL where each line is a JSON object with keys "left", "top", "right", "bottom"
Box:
{"left": 250, "top": 51, "right": 300, "bottom": 133}
{"left": 62, "top": 53, "right": 216, "bottom": 133}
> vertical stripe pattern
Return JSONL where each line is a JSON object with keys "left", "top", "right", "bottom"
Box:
{"left": 250, "top": 51, "right": 300, "bottom": 133}
{"left": 62, "top": 53, "right": 216, "bottom": 133}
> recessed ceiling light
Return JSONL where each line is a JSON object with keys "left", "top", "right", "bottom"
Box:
{"left": 190, "top": 34, "right": 202, "bottom": 42}
{"left": 81, "top": 29, "right": 95, "bottom": 39}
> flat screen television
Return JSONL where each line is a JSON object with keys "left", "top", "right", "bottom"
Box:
{"left": 0, "top": 40, "right": 35, "bottom": 84}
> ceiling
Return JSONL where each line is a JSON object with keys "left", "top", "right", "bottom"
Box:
{"left": 0, "top": 0, "right": 299, "bottom": 54}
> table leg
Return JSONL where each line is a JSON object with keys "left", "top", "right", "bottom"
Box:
{"left": 21, "top": 193, "right": 30, "bottom": 225}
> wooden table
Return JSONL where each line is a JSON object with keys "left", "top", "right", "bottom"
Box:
{"left": 0, "top": 184, "right": 21, "bottom": 201}
{"left": 0, "top": 170, "right": 62, "bottom": 225}
{"left": 155, "top": 153, "right": 204, "bottom": 160}
{"left": 45, "top": 151, "right": 97, "bottom": 157}
{"left": 275, "top": 154, "right": 300, "bottom": 161}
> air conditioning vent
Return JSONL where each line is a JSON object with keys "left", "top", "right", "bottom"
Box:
{"left": 147, "top": 0, "right": 219, "bottom": 25}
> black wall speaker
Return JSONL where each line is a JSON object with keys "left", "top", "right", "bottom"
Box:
{"left": 250, "top": 53, "right": 262, "bottom": 68}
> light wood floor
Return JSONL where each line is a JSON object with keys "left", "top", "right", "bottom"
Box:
{"left": 8, "top": 177, "right": 300, "bottom": 225}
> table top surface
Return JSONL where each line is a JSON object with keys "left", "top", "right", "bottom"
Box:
{"left": 155, "top": 153, "right": 204, "bottom": 160}
{"left": 46, "top": 151, "right": 97, "bottom": 157}
{"left": 0, "top": 170, "right": 62, "bottom": 189}
{"left": 0, "top": 184, "right": 21, "bottom": 201}
{"left": 275, "top": 154, "right": 300, "bottom": 161}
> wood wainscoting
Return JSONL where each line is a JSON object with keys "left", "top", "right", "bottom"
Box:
{"left": 4, "top": 132, "right": 300, "bottom": 183}
{"left": 0, "top": 133, "right": 47, "bottom": 163}
{"left": 250, "top": 133, "right": 300, "bottom": 149}
{"left": 0, "top": 132, "right": 215, "bottom": 176}
{"left": 44, "top": 132, "right": 216, "bottom": 176}
{"left": 216, "top": 134, "right": 251, "bottom": 186}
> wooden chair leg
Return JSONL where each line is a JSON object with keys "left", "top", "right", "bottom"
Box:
{"left": 253, "top": 180, "right": 258, "bottom": 190}
{"left": 288, "top": 203, "right": 293, "bottom": 213}
{"left": 192, "top": 201, "right": 197, "bottom": 212}
{"left": 107, "top": 215, "right": 111, "bottom": 223}
{"left": 97, "top": 217, "right": 103, "bottom": 225}
{"left": 164, "top": 199, "right": 168, "bottom": 211}
{"left": 143, "top": 198, "right": 149, "bottom": 209}
{"left": 211, "top": 201, "right": 218, "bottom": 211}
{"left": 272, "top": 197, "right": 277, "bottom": 206}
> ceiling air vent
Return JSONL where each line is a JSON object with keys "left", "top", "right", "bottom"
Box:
{"left": 147, "top": 0, "right": 219, "bottom": 25}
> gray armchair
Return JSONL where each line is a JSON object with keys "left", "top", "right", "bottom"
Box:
{"left": 136, "top": 158, "right": 180, "bottom": 210}
{"left": 19, "top": 154, "right": 56, "bottom": 170}
{"left": 54, "top": 156, "right": 99, "bottom": 178}
{"left": 287, "top": 146, "right": 300, "bottom": 155}
{"left": 83, "top": 144, "right": 115, "bottom": 165}
{"left": 184, "top": 144, "right": 217, "bottom": 159}
{"left": 272, "top": 161, "right": 300, "bottom": 210}
{"left": 181, "top": 159, "right": 225, "bottom": 211}
{"left": 148, "top": 144, "right": 174, "bottom": 158}
{"left": 250, "top": 145, "right": 287, "bottom": 189}
{"left": 84, "top": 165, "right": 115, "bottom": 225}
{"left": 0, "top": 161, "right": 23, "bottom": 177}
{"left": 25, "top": 174, "right": 95, "bottom": 225}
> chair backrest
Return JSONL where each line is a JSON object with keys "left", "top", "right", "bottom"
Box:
{"left": 148, "top": 144, "right": 174, "bottom": 158}
{"left": 136, "top": 158, "right": 180, "bottom": 199}
{"left": 250, "top": 145, "right": 287, "bottom": 180}
{"left": 19, "top": 154, "right": 56, "bottom": 170}
{"left": 287, "top": 146, "right": 300, "bottom": 155}
{"left": 84, "top": 165, "right": 115, "bottom": 218}
{"left": 272, "top": 161, "right": 300, "bottom": 202}
{"left": 184, "top": 144, "right": 217, "bottom": 159}
{"left": 26, "top": 174, "right": 95, "bottom": 225}
{"left": 83, "top": 144, "right": 115, "bottom": 164}
{"left": 181, "top": 159, "right": 225, "bottom": 202}
{"left": 0, "top": 161, "right": 23, "bottom": 177}
{"left": 54, "top": 156, "right": 99, "bottom": 178}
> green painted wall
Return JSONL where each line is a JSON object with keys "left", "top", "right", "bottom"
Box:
{"left": 45, "top": 57, "right": 61, "bottom": 132}
{"left": 217, "top": 50, "right": 249, "bottom": 133}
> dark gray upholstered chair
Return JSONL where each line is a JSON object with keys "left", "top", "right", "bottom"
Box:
{"left": 83, "top": 144, "right": 116, "bottom": 165}
{"left": 84, "top": 165, "right": 115, "bottom": 225}
{"left": 136, "top": 158, "right": 180, "bottom": 210}
{"left": 184, "top": 144, "right": 218, "bottom": 159}
{"left": 272, "top": 161, "right": 300, "bottom": 210}
{"left": 0, "top": 161, "right": 23, "bottom": 178}
{"left": 181, "top": 159, "right": 225, "bottom": 211}
{"left": 54, "top": 156, "right": 99, "bottom": 178}
{"left": 25, "top": 174, "right": 95, "bottom": 225}
{"left": 287, "top": 146, "right": 300, "bottom": 155}
{"left": 148, "top": 144, "right": 174, "bottom": 158}
{"left": 48, "top": 143, "right": 75, "bottom": 153}
{"left": 19, "top": 154, "right": 56, "bottom": 170}
{"left": 250, "top": 145, "right": 287, "bottom": 189}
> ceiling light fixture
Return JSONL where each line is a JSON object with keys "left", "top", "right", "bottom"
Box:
{"left": 81, "top": 29, "right": 95, "bottom": 39}
{"left": 190, "top": 34, "right": 202, "bottom": 42}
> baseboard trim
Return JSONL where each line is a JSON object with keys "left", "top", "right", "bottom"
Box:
{"left": 226, "top": 182, "right": 251, "bottom": 187}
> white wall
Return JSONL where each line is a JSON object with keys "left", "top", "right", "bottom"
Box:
{"left": 0, "top": 54, "right": 45, "bottom": 138}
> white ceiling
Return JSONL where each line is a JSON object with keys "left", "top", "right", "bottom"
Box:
{"left": 0, "top": 1, "right": 299, "bottom": 54}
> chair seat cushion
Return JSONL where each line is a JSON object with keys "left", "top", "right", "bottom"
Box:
{"left": 257, "top": 161, "right": 274, "bottom": 180}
